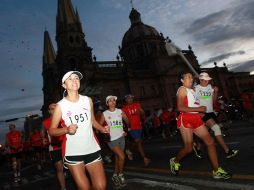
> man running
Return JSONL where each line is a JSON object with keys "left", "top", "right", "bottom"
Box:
{"left": 122, "top": 94, "right": 150, "bottom": 166}
{"left": 195, "top": 72, "right": 239, "bottom": 159}
{"left": 6, "top": 124, "right": 23, "bottom": 183}
{"left": 30, "top": 128, "right": 43, "bottom": 170}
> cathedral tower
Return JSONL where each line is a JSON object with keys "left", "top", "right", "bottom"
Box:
{"left": 56, "top": 0, "right": 94, "bottom": 77}
{"left": 42, "top": 30, "right": 60, "bottom": 117}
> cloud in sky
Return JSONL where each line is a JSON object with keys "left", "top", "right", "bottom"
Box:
{"left": 182, "top": 0, "right": 254, "bottom": 67}
{"left": 229, "top": 60, "right": 254, "bottom": 72}
{"left": 185, "top": 1, "right": 254, "bottom": 44}
{"left": 0, "top": 0, "right": 254, "bottom": 122}
{"left": 201, "top": 50, "right": 245, "bottom": 65}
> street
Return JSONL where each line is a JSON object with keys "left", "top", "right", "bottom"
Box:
{"left": 1, "top": 119, "right": 254, "bottom": 190}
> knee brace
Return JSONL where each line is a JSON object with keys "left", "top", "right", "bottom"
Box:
{"left": 12, "top": 161, "right": 17, "bottom": 170}
{"left": 211, "top": 124, "right": 222, "bottom": 136}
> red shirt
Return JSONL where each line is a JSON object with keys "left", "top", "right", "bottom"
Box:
{"left": 30, "top": 131, "right": 42, "bottom": 147}
{"left": 43, "top": 117, "right": 63, "bottom": 151}
{"left": 122, "top": 103, "right": 143, "bottom": 130}
{"left": 6, "top": 131, "right": 22, "bottom": 154}
{"left": 241, "top": 93, "right": 253, "bottom": 111}
{"left": 153, "top": 116, "right": 161, "bottom": 128}
{"left": 161, "top": 111, "right": 171, "bottom": 124}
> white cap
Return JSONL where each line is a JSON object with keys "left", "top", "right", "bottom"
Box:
{"left": 106, "top": 95, "right": 117, "bottom": 103}
{"left": 62, "top": 71, "right": 83, "bottom": 84}
{"left": 199, "top": 72, "right": 212, "bottom": 81}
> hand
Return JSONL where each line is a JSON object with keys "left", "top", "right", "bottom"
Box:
{"left": 67, "top": 124, "right": 78, "bottom": 135}
{"left": 101, "top": 125, "right": 110, "bottom": 133}
{"left": 214, "top": 86, "right": 219, "bottom": 94}
{"left": 199, "top": 106, "right": 206, "bottom": 113}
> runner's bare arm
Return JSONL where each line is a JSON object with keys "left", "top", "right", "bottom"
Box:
{"left": 99, "top": 114, "right": 105, "bottom": 125}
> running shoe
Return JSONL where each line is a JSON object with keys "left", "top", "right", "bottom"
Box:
{"left": 226, "top": 149, "right": 239, "bottom": 159}
{"left": 118, "top": 174, "right": 127, "bottom": 187}
{"left": 170, "top": 157, "right": 181, "bottom": 175}
{"left": 112, "top": 174, "right": 121, "bottom": 188}
{"left": 193, "top": 144, "right": 203, "bottom": 159}
{"left": 104, "top": 155, "right": 112, "bottom": 163}
{"left": 14, "top": 177, "right": 19, "bottom": 183}
{"left": 213, "top": 167, "right": 232, "bottom": 179}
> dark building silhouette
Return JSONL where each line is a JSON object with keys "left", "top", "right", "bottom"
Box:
{"left": 42, "top": 0, "right": 254, "bottom": 117}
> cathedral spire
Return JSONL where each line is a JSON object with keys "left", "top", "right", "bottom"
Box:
{"left": 57, "top": 0, "right": 78, "bottom": 24}
{"left": 43, "top": 30, "right": 56, "bottom": 65}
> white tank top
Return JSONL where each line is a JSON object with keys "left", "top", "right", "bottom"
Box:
{"left": 177, "top": 86, "right": 200, "bottom": 113}
{"left": 195, "top": 84, "right": 214, "bottom": 113}
{"left": 103, "top": 108, "right": 124, "bottom": 141}
{"left": 58, "top": 95, "right": 100, "bottom": 156}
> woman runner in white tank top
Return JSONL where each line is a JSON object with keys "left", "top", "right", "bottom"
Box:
{"left": 100, "top": 95, "right": 129, "bottom": 188}
{"left": 49, "top": 71, "right": 109, "bottom": 190}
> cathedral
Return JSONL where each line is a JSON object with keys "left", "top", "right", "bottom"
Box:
{"left": 42, "top": 0, "right": 254, "bottom": 117}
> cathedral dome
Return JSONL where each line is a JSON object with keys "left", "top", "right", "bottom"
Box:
{"left": 121, "top": 8, "right": 161, "bottom": 48}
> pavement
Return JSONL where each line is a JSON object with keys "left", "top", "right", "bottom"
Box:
{"left": 0, "top": 119, "right": 254, "bottom": 190}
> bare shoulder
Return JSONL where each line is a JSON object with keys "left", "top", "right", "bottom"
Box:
{"left": 54, "top": 104, "right": 61, "bottom": 113}
{"left": 177, "top": 86, "right": 187, "bottom": 96}
{"left": 87, "top": 97, "right": 93, "bottom": 104}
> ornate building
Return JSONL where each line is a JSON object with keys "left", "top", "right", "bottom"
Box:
{"left": 42, "top": 0, "right": 254, "bottom": 117}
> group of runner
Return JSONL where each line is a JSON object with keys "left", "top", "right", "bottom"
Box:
{"left": 4, "top": 123, "right": 52, "bottom": 183}
{"left": 151, "top": 107, "right": 177, "bottom": 141}
{"left": 4, "top": 70, "right": 242, "bottom": 189}
{"left": 170, "top": 71, "right": 238, "bottom": 180}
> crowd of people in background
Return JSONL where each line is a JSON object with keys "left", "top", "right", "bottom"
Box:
{"left": 0, "top": 70, "right": 253, "bottom": 189}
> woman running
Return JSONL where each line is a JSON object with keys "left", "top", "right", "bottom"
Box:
{"left": 49, "top": 71, "right": 109, "bottom": 190}
{"left": 100, "top": 95, "right": 129, "bottom": 189}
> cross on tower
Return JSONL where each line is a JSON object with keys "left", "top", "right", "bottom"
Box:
{"left": 130, "top": 0, "right": 134, "bottom": 8}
